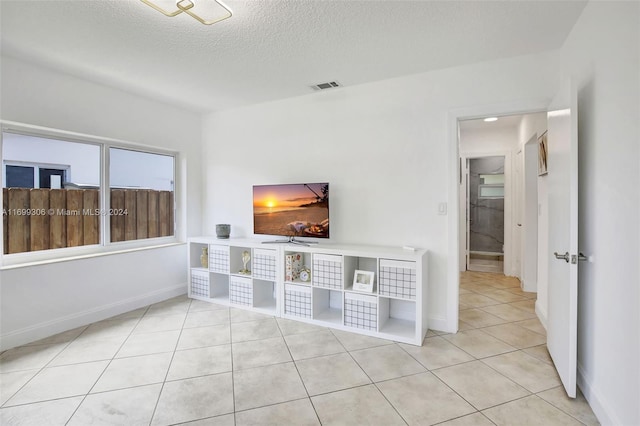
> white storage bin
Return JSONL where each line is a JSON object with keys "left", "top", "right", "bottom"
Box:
{"left": 190, "top": 269, "right": 209, "bottom": 298}
{"left": 313, "top": 253, "right": 343, "bottom": 290}
{"left": 209, "top": 245, "right": 230, "bottom": 274}
{"left": 229, "top": 276, "right": 252, "bottom": 306}
{"left": 284, "top": 283, "right": 312, "bottom": 318}
{"left": 344, "top": 292, "right": 378, "bottom": 331}
{"left": 379, "top": 259, "right": 417, "bottom": 300}
{"left": 253, "top": 248, "right": 277, "bottom": 281}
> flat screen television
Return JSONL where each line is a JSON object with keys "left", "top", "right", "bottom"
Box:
{"left": 253, "top": 183, "right": 329, "bottom": 241}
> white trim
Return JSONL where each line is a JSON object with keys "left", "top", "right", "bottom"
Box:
{"left": 1, "top": 121, "right": 177, "bottom": 156}
{"left": 0, "top": 241, "right": 184, "bottom": 270}
{"left": 535, "top": 299, "right": 548, "bottom": 330}
{"left": 460, "top": 152, "right": 510, "bottom": 276}
{"left": 577, "top": 363, "right": 615, "bottom": 426}
{"left": 427, "top": 314, "right": 449, "bottom": 333}
{"left": 0, "top": 283, "right": 186, "bottom": 351}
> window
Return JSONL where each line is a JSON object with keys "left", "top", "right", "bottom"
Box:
{"left": 478, "top": 174, "right": 505, "bottom": 199}
{"left": 109, "top": 148, "right": 175, "bottom": 242}
{"left": 2, "top": 128, "right": 176, "bottom": 257}
{"left": 5, "top": 163, "right": 69, "bottom": 189}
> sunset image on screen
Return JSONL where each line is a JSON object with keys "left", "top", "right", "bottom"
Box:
{"left": 253, "top": 183, "right": 329, "bottom": 238}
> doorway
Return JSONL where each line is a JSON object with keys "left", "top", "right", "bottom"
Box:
{"left": 467, "top": 156, "right": 505, "bottom": 273}
{"left": 457, "top": 112, "right": 546, "bottom": 281}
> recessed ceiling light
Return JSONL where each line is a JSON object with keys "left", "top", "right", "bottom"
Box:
{"left": 484, "top": 117, "right": 498, "bottom": 122}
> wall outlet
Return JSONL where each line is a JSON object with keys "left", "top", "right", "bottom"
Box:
{"left": 438, "top": 202, "right": 447, "bottom": 215}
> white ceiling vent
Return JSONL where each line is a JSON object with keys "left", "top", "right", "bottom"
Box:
{"left": 310, "top": 81, "right": 341, "bottom": 91}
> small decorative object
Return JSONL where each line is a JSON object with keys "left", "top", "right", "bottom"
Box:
{"left": 240, "top": 250, "right": 251, "bottom": 274}
{"left": 538, "top": 131, "right": 548, "bottom": 176}
{"left": 285, "top": 253, "right": 303, "bottom": 281}
{"left": 299, "top": 267, "right": 311, "bottom": 283}
{"left": 353, "top": 270, "right": 375, "bottom": 293}
{"left": 200, "top": 247, "right": 208, "bottom": 268}
{"left": 216, "top": 224, "right": 231, "bottom": 239}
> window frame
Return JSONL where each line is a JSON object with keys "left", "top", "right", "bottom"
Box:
{"left": 1, "top": 121, "right": 180, "bottom": 268}
{"left": 4, "top": 160, "right": 71, "bottom": 189}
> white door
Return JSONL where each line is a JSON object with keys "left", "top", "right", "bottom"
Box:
{"left": 514, "top": 149, "right": 523, "bottom": 278}
{"left": 546, "top": 81, "right": 579, "bottom": 398}
{"left": 465, "top": 159, "right": 470, "bottom": 270}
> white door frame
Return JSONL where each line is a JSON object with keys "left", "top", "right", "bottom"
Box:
{"left": 459, "top": 153, "right": 509, "bottom": 274}
{"left": 446, "top": 99, "right": 549, "bottom": 333}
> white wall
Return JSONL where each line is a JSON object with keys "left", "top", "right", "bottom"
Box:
{"left": 0, "top": 56, "right": 203, "bottom": 349}
{"left": 459, "top": 126, "right": 519, "bottom": 153}
{"left": 556, "top": 2, "right": 640, "bottom": 425}
{"left": 202, "top": 50, "right": 560, "bottom": 331}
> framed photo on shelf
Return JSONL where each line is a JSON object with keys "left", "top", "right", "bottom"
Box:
{"left": 353, "top": 270, "right": 375, "bottom": 293}
{"left": 538, "top": 131, "right": 548, "bottom": 176}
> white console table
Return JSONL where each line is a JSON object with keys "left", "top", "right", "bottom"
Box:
{"left": 188, "top": 238, "right": 428, "bottom": 345}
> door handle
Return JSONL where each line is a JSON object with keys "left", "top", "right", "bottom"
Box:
{"left": 554, "top": 251, "right": 570, "bottom": 263}
{"left": 571, "top": 253, "right": 589, "bottom": 264}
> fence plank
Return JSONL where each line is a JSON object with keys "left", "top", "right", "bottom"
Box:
{"left": 83, "top": 190, "right": 99, "bottom": 245}
{"left": 111, "top": 190, "right": 125, "bottom": 243}
{"left": 50, "top": 190, "right": 67, "bottom": 249}
{"left": 3, "top": 189, "right": 8, "bottom": 254}
{"left": 30, "top": 189, "right": 50, "bottom": 251}
{"left": 124, "top": 190, "right": 137, "bottom": 241}
{"left": 159, "top": 191, "right": 170, "bottom": 237}
{"left": 168, "top": 192, "right": 174, "bottom": 236}
{"left": 3, "top": 188, "right": 171, "bottom": 253}
{"left": 66, "top": 190, "right": 84, "bottom": 247}
{"left": 7, "top": 188, "right": 30, "bottom": 253}
{"left": 148, "top": 191, "right": 159, "bottom": 238}
{"left": 136, "top": 191, "right": 149, "bottom": 239}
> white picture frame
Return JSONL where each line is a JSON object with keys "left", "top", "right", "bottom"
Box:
{"left": 353, "top": 270, "right": 375, "bottom": 293}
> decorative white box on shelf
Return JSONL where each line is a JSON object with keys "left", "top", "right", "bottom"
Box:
{"left": 187, "top": 237, "right": 428, "bottom": 345}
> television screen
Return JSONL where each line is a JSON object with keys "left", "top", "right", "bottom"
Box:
{"left": 253, "top": 183, "right": 329, "bottom": 238}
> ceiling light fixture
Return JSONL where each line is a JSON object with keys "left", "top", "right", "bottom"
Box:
{"left": 483, "top": 117, "right": 498, "bottom": 122}
{"left": 141, "top": 0, "right": 232, "bottom": 25}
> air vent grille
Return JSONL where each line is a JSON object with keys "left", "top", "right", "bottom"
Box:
{"left": 310, "top": 81, "right": 341, "bottom": 91}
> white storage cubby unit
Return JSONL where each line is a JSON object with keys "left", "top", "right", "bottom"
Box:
{"left": 188, "top": 238, "right": 279, "bottom": 316}
{"left": 188, "top": 238, "right": 428, "bottom": 345}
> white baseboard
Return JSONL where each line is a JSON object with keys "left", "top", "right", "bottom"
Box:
{"left": 535, "top": 299, "right": 548, "bottom": 330}
{"left": 577, "top": 363, "right": 619, "bottom": 426}
{"left": 428, "top": 315, "right": 453, "bottom": 334}
{"left": 0, "top": 284, "right": 186, "bottom": 351}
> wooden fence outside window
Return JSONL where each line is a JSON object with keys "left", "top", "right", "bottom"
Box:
{"left": 2, "top": 188, "right": 174, "bottom": 254}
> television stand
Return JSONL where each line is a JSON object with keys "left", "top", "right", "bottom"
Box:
{"left": 262, "top": 236, "right": 318, "bottom": 246}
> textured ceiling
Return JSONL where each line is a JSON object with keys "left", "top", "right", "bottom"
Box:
{"left": 0, "top": 0, "right": 587, "bottom": 113}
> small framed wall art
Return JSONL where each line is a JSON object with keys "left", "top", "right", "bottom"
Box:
{"left": 538, "top": 131, "right": 548, "bottom": 176}
{"left": 353, "top": 270, "right": 375, "bottom": 293}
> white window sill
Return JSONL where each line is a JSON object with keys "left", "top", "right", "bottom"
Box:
{"left": 0, "top": 240, "right": 185, "bottom": 271}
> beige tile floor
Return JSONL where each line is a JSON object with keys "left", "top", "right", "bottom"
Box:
{"left": 0, "top": 271, "right": 600, "bottom": 425}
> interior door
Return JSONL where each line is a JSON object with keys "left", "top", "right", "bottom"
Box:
{"left": 465, "top": 159, "right": 470, "bottom": 270}
{"left": 514, "top": 149, "right": 523, "bottom": 278}
{"left": 546, "top": 80, "right": 579, "bottom": 398}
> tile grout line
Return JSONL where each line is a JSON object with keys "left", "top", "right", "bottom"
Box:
{"left": 274, "top": 317, "right": 322, "bottom": 426}
{"left": 0, "top": 325, "right": 89, "bottom": 409}
{"left": 63, "top": 305, "right": 151, "bottom": 426}
{"left": 147, "top": 299, "right": 192, "bottom": 426}
{"left": 328, "top": 330, "right": 410, "bottom": 426}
